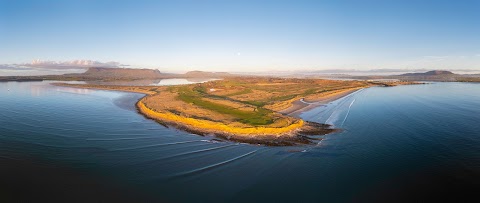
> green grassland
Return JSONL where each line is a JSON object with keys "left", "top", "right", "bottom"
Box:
{"left": 175, "top": 86, "right": 274, "bottom": 125}
{"left": 168, "top": 78, "right": 371, "bottom": 126}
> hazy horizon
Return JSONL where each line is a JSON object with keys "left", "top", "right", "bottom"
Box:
{"left": 1, "top": 0, "right": 479, "bottom": 73}
{"left": 2, "top": 59, "right": 480, "bottom": 76}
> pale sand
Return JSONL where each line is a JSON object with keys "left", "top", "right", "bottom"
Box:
{"left": 281, "top": 88, "right": 363, "bottom": 117}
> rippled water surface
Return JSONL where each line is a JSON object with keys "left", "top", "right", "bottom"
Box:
{"left": 1, "top": 81, "right": 479, "bottom": 202}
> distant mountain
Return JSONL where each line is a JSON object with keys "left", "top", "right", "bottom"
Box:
{"left": 2, "top": 68, "right": 479, "bottom": 83}
{"left": 400, "top": 70, "right": 454, "bottom": 76}
{"left": 393, "top": 70, "right": 459, "bottom": 81}
{"left": 53, "top": 67, "right": 238, "bottom": 80}
{"left": 1, "top": 67, "right": 243, "bottom": 81}
{"left": 65, "top": 67, "right": 171, "bottom": 80}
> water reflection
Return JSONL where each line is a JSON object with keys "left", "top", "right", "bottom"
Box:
{"left": 85, "top": 78, "right": 219, "bottom": 86}
{"left": 35, "top": 81, "right": 89, "bottom": 96}
{"left": 155, "top": 78, "right": 219, "bottom": 86}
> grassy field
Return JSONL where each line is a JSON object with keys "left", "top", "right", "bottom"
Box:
{"left": 176, "top": 86, "right": 273, "bottom": 125}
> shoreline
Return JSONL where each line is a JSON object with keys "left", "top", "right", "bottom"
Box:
{"left": 52, "top": 79, "right": 420, "bottom": 146}
{"left": 281, "top": 87, "right": 364, "bottom": 117}
{"left": 136, "top": 99, "right": 337, "bottom": 146}
{"left": 52, "top": 82, "right": 342, "bottom": 146}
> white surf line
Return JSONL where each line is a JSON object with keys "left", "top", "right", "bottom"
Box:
{"left": 170, "top": 150, "right": 257, "bottom": 178}
{"left": 320, "top": 88, "right": 362, "bottom": 121}
{"left": 325, "top": 88, "right": 363, "bottom": 123}
{"left": 301, "top": 88, "right": 362, "bottom": 105}
{"left": 155, "top": 144, "right": 236, "bottom": 160}
{"left": 299, "top": 135, "right": 326, "bottom": 152}
{"left": 325, "top": 107, "right": 337, "bottom": 125}
{"left": 87, "top": 136, "right": 160, "bottom": 141}
{"left": 341, "top": 99, "right": 356, "bottom": 127}
{"left": 111, "top": 140, "right": 204, "bottom": 151}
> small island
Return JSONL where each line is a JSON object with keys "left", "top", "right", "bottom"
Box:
{"left": 56, "top": 76, "right": 419, "bottom": 146}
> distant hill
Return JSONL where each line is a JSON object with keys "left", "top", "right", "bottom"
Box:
{"left": 74, "top": 68, "right": 237, "bottom": 80}
{"left": 183, "top": 71, "right": 234, "bottom": 78}
{"left": 394, "top": 70, "right": 459, "bottom": 81}
{"left": 76, "top": 67, "right": 167, "bottom": 79}
{"left": 1, "top": 67, "right": 239, "bottom": 82}
{"left": 343, "top": 70, "right": 480, "bottom": 82}
{"left": 48, "top": 67, "right": 177, "bottom": 81}
{"left": 400, "top": 70, "right": 454, "bottom": 76}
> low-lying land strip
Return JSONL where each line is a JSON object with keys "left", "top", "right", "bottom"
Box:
{"left": 55, "top": 77, "right": 419, "bottom": 145}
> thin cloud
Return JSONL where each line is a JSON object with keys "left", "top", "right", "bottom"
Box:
{"left": 21, "top": 59, "right": 124, "bottom": 69}
{"left": 0, "top": 64, "right": 34, "bottom": 71}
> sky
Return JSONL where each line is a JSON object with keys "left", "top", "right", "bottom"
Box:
{"left": 1, "top": 0, "right": 479, "bottom": 73}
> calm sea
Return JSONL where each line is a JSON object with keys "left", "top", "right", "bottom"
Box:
{"left": 1, "top": 81, "right": 479, "bottom": 202}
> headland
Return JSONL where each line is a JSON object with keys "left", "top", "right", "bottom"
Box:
{"left": 55, "top": 77, "right": 420, "bottom": 146}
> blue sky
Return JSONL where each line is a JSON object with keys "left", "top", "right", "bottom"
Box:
{"left": 1, "top": 0, "right": 479, "bottom": 72}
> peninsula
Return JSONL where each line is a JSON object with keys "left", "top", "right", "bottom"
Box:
{"left": 56, "top": 76, "right": 418, "bottom": 145}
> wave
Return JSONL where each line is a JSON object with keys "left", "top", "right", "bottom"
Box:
{"left": 341, "top": 99, "right": 356, "bottom": 126}
{"left": 318, "top": 89, "right": 363, "bottom": 126}
{"left": 111, "top": 140, "right": 205, "bottom": 151}
{"left": 152, "top": 144, "right": 237, "bottom": 161}
{"left": 169, "top": 150, "right": 257, "bottom": 178}
{"left": 86, "top": 136, "right": 160, "bottom": 141}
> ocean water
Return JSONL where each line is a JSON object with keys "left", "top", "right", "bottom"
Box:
{"left": 0, "top": 81, "right": 479, "bottom": 202}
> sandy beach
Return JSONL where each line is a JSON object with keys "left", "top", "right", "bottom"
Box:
{"left": 281, "top": 87, "right": 364, "bottom": 117}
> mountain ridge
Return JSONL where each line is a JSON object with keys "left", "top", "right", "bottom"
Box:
{"left": 400, "top": 70, "right": 454, "bottom": 76}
